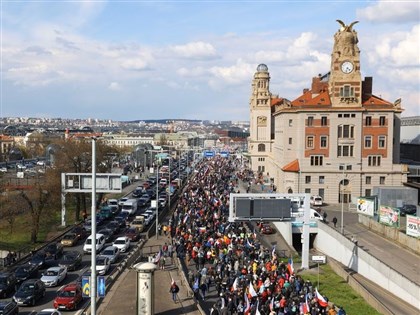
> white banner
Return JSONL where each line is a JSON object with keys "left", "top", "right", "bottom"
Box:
{"left": 357, "top": 198, "right": 374, "bottom": 217}
{"left": 406, "top": 215, "right": 420, "bottom": 238}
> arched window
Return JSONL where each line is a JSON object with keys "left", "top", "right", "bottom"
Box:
{"left": 258, "top": 144, "right": 265, "bottom": 152}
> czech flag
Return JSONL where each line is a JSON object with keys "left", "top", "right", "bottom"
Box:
{"left": 248, "top": 281, "right": 258, "bottom": 297}
{"left": 255, "top": 299, "right": 261, "bottom": 315}
{"left": 269, "top": 296, "right": 274, "bottom": 311}
{"left": 271, "top": 245, "right": 276, "bottom": 260}
{"left": 315, "top": 288, "right": 328, "bottom": 307}
{"left": 231, "top": 277, "right": 239, "bottom": 292}
{"left": 287, "top": 257, "right": 294, "bottom": 275}
{"left": 153, "top": 250, "right": 162, "bottom": 264}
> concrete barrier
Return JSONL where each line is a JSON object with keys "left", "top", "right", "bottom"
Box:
{"left": 314, "top": 223, "right": 420, "bottom": 310}
{"left": 359, "top": 215, "right": 420, "bottom": 254}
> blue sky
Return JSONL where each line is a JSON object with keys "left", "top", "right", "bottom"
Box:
{"left": 1, "top": 0, "right": 419, "bottom": 121}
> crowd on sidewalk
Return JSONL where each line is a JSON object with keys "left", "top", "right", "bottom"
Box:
{"left": 158, "top": 155, "right": 346, "bottom": 315}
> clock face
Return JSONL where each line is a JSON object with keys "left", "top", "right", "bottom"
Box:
{"left": 341, "top": 61, "right": 354, "bottom": 74}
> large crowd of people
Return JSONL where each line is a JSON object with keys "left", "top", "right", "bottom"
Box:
{"left": 165, "top": 155, "right": 346, "bottom": 315}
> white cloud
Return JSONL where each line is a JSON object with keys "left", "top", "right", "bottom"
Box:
{"left": 208, "top": 59, "right": 255, "bottom": 87}
{"left": 169, "top": 41, "right": 218, "bottom": 59}
{"left": 357, "top": 1, "right": 420, "bottom": 23}
{"left": 120, "top": 58, "right": 150, "bottom": 71}
{"left": 177, "top": 66, "right": 207, "bottom": 77}
{"left": 108, "top": 82, "right": 121, "bottom": 91}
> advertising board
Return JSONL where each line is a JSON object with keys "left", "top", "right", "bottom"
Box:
{"left": 378, "top": 205, "right": 400, "bottom": 228}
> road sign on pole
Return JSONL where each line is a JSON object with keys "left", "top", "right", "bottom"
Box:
{"left": 82, "top": 276, "right": 90, "bottom": 298}
{"left": 98, "top": 276, "right": 106, "bottom": 298}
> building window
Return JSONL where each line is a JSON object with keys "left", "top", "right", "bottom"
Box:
{"left": 338, "top": 125, "right": 354, "bottom": 138}
{"left": 365, "top": 189, "right": 371, "bottom": 197}
{"left": 337, "top": 145, "right": 354, "bottom": 157}
{"left": 365, "top": 116, "right": 372, "bottom": 126}
{"left": 339, "top": 164, "right": 352, "bottom": 171}
{"left": 289, "top": 138, "right": 292, "bottom": 145}
{"left": 321, "top": 116, "right": 327, "bottom": 126}
{"left": 365, "top": 176, "right": 371, "bottom": 185}
{"left": 307, "top": 117, "right": 314, "bottom": 126}
{"left": 305, "top": 176, "right": 311, "bottom": 184}
{"left": 368, "top": 155, "right": 381, "bottom": 166}
{"left": 378, "top": 136, "right": 386, "bottom": 148}
{"left": 319, "top": 188, "right": 325, "bottom": 199}
{"left": 320, "top": 136, "right": 328, "bottom": 148}
{"left": 258, "top": 157, "right": 265, "bottom": 162}
{"left": 258, "top": 144, "right": 265, "bottom": 152}
{"left": 319, "top": 176, "right": 325, "bottom": 184}
{"left": 306, "top": 136, "right": 314, "bottom": 148}
{"left": 289, "top": 119, "right": 293, "bottom": 127}
{"left": 305, "top": 188, "right": 311, "bottom": 194}
{"left": 379, "top": 116, "right": 386, "bottom": 126}
{"left": 310, "top": 155, "right": 324, "bottom": 166}
{"left": 364, "top": 136, "right": 372, "bottom": 148}
{"left": 340, "top": 85, "right": 354, "bottom": 97}
{"left": 380, "top": 176, "right": 385, "bottom": 185}
{"left": 258, "top": 165, "right": 265, "bottom": 172}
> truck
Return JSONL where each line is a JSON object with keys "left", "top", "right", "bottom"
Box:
{"left": 99, "top": 206, "right": 113, "bottom": 220}
{"left": 130, "top": 216, "right": 145, "bottom": 232}
{"left": 121, "top": 199, "right": 138, "bottom": 216}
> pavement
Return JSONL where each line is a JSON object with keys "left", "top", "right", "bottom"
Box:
{"left": 97, "top": 174, "right": 419, "bottom": 315}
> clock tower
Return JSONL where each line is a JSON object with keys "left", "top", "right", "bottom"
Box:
{"left": 329, "top": 20, "right": 362, "bottom": 107}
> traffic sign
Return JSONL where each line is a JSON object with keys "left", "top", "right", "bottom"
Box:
{"left": 98, "top": 276, "right": 106, "bottom": 297}
{"left": 204, "top": 151, "right": 215, "bottom": 157}
{"left": 312, "top": 255, "right": 326, "bottom": 264}
{"left": 82, "top": 276, "right": 90, "bottom": 297}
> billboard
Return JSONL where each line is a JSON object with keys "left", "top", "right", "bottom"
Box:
{"left": 406, "top": 215, "right": 420, "bottom": 238}
{"left": 378, "top": 205, "right": 400, "bottom": 228}
{"left": 357, "top": 198, "right": 375, "bottom": 217}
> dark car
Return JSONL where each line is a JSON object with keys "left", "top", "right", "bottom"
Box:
{"left": 0, "top": 300, "right": 19, "bottom": 315}
{"left": 58, "top": 251, "right": 82, "bottom": 271}
{"left": 14, "top": 264, "right": 39, "bottom": 284}
{"left": 13, "top": 279, "right": 46, "bottom": 306}
{"left": 125, "top": 227, "right": 141, "bottom": 242}
{"left": 132, "top": 187, "right": 143, "bottom": 198}
{"left": 98, "top": 228, "right": 113, "bottom": 243}
{"left": 45, "top": 243, "right": 64, "bottom": 259}
{"left": 72, "top": 226, "right": 87, "bottom": 240}
{"left": 0, "top": 272, "right": 17, "bottom": 298}
{"left": 29, "top": 252, "right": 47, "bottom": 269}
{"left": 106, "top": 221, "right": 120, "bottom": 235}
{"left": 115, "top": 213, "right": 129, "bottom": 228}
{"left": 398, "top": 204, "right": 417, "bottom": 216}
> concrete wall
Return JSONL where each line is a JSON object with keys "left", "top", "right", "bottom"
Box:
{"left": 359, "top": 214, "right": 420, "bottom": 254}
{"left": 314, "top": 224, "right": 420, "bottom": 310}
{"left": 273, "top": 222, "right": 293, "bottom": 246}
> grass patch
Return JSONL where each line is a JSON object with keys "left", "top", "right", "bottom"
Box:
{"left": 300, "top": 264, "right": 381, "bottom": 315}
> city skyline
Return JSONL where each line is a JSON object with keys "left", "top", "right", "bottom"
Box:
{"left": 1, "top": 0, "right": 419, "bottom": 121}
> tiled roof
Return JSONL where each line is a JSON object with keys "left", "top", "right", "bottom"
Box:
{"left": 282, "top": 159, "right": 300, "bottom": 172}
{"left": 271, "top": 97, "right": 284, "bottom": 107}
{"left": 362, "top": 94, "right": 393, "bottom": 106}
{"left": 291, "top": 90, "right": 331, "bottom": 107}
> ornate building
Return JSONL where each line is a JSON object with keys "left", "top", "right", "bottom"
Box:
{"left": 248, "top": 21, "right": 408, "bottom": 204}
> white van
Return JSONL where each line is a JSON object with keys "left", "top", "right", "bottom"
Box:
{"left": 294, "top": 208, "right": 324, "bottom": 221}
{"left": 310, "top": 195, "right": 323, "bottom": 207}
{"left": 83, "top": 233, "right": 106, "bottom": 254}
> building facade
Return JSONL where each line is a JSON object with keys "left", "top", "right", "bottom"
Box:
{"left": 248, "top": 21, "right": 408, "bottom": 204}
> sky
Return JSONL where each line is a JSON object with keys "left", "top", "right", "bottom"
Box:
{"left": 1, "top": 0, "right": 419, "bottom": 121}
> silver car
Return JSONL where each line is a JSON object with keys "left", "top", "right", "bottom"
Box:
{"left": 40, "top": 267, "right": 67, "bottom": 287}
{"left": 101, "top": 246, "right": 120, "bottom": 264}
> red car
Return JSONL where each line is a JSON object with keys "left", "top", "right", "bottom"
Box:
{"left": 260, "top": 223, "right": 274, "bottom": 234}
{"left": 125, "top": 227, "right": 141, "bottom": 242}
{"left": 53, "top": 283, "right": 83, "bottom": 311}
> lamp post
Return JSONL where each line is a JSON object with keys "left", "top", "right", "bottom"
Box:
{"left": 91, "top": 138, "right": 97, "bottom": 315}
{"left": 340, "top": 164, "right": 346, "bottom": 234}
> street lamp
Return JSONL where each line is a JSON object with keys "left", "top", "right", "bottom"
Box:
{"left": 339, "top": 163, "right": 350, "bottom": 235}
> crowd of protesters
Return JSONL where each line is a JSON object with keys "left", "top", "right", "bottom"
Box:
{"left": 163, "top": 155, "right": 346, "bottom": 315}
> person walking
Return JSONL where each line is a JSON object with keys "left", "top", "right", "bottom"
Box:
{"left": 169, "top": 281, "right": 180, "bottom": 303}
{"left": 332, "top": 217, "right": 338, "bottom": 228}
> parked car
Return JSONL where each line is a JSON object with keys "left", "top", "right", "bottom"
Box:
{"left": 58, "top": 251, "right": 82, "bottom": 271}
{"left": 29, "top": 252, "right": 47, "bottom": 269}
{"left": 94, "top": 256, "right": 111, "bottom": 275}
{"left": 0, "top": 272, "right": 17, "bottom": 298}
{"left": 259, "top": 223, "right": 275, "bottom": 235}
{"left": 40, "top": 267, "right": 67, "bottom": 287}
{"left": 107, "top": 199, "right": 119, "bottom": 214}
{"left": 98, "top": 228, "right": 114, "bottom": 243}
{"left": 35, "top": 309, "right": 62, "bottom": 315}
{"left": 45, "top": 243, "right": 64, "bottom": 259}
{"left": 72, "top": 226, "right": 87, "bottom": 240}
{"left": 61, "top": 232, "right": 80, "bottom": 247}
{"left": 101, "top": 246, "right": 120, "bottom": 264}
{"left": 53, "top": 283, "right": 83, "bottom": 311}
{"left": 112, "top": 236, "right": 130, "bottom": 253}
{"left": 0, "top": 167, "right": 7, "bottom": 173}
{"left": 125, "top": 227, "right": 141, "bottom": 242}
{"left": 0, "top": 300, "right": 19, "bottom": 315}
{"left": 398, "top": 204, "right": 417, "bottom": 216}
{"left": 14, "top": 264, "right": 39, "bottom": 284}
{"left": 13, "top": 279, "right": 46, "bottom": 306}
{"left": 118, "top": 197, "right": 129, "bottom": 207}
{"left": 106, "top": 221, "right": 120, "bottom": 235}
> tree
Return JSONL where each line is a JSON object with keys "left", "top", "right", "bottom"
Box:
{"left": 0, "top": 191, "right": 22, "bottom": 234}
